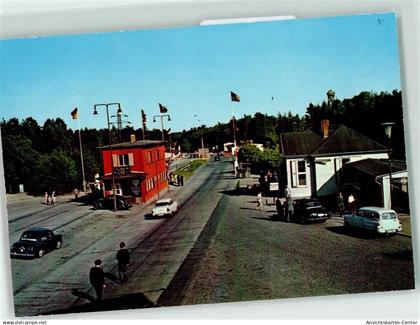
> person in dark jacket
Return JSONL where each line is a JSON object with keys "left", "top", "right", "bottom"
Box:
{"left": 116, "top": 242, "right": 130, "bottom": 283}
{"left": 89, "top": 259, "right": 105, "bottom": 302}
{"left": 276, "top": 197, "right": 284, "bottom": 219}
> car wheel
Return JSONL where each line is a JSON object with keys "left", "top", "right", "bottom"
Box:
{"left": 94, "top": 202, "right": 102, "bottom": 210}
{"left": 37, "top": 249, "right": 45, "bottom": 258}
{"left": 56, "top": 241, "right": 62, "bottom": 249}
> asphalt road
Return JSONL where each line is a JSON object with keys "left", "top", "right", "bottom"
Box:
{"left": 159, "top": 180, "right": 415, "bottom": 306}
{"left": 6, "top": 157, "right": 415, "bottom": 316}
{"left": 7, "top": 157, "right": 233, "bottom": 316}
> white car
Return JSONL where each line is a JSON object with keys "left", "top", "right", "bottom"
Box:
{"left": 343, "top": 206, "right": 403, "bottom": 234}
{"left": 152, "top": 198, "right": 178, "bottom": 217}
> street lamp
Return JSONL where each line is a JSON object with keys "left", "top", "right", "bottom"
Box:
{"left": 94, "top": 102, "right": 122, "bottom": 212}
{"left": 381, "top": 122, "right": 395, "bottom": 209}
{"left": 153, "top": 114, "right": 171, "bottom": 141}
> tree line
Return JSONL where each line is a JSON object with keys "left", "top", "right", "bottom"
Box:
{"left": 1, "top": 90, "right": 404, "bottom": 195}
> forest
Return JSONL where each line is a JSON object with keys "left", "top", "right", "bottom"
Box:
{"left": 1, "top": 90, "right": 405, "bottom": 194}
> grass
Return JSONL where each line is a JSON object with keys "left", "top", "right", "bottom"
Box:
{"left": 399, "top": 216, "right": 412, "bottom": 236}
{"left": 173, "top": 159, "right": 207, "bottom": 178}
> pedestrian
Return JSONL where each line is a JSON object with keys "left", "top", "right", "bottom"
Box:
{"left": 89, "top": 259, "right": 105, "bottom": 302}
{"left": 180, "top": 175, "right": 184, "bottom": 186}
{"left": 337, "top": 192, "right": 345, "bottom": 216}
{"left": 256, "top": 192, "right": 263, "bottom": 211}
{"left": 51, "top": 191, "right": 56, "bottom": 205}
{"left": 276, "top": 197, "right": 283, "bottom": 219}
{"left": 44, "top": 192, "right": 49, "bottom": 205}
{"left": 176, "top": 174, "right": 180, "bottom": 186}
{"left": 73, "top": 188, "right": 79, "bottom": 200}
{"left": 284, "top": 185, "right": 291, "bottom": 199}
{"left": 47, "top": 193, "right": 52, "bottom": 206}
{"left": 116, "top": 242, "right": 130, "bottom": 283}
{"left": 286, "top": 197, "right": 294, "bottom": 222}
{"left": 348, "top": 193, "right": 356, "bottom": 213}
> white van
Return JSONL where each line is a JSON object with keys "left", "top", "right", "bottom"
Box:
{"left": 343, "top": 207, "right": 403, "bottom": 234}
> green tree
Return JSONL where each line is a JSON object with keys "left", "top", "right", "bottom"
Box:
{"left": 31, "top": 148, "right": 78, "bottom": 194}
{"left": 1, "top": 134, "right": 38, "bottom": 193}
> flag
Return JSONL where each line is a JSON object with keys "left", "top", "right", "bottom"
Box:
{"left": 231, "top": 91, "right": 240, "bottom": 102}
{"left": 141, "top": 109, "right": 147, "bottom": 124}
{"left": 159, "top": 103, "right": 168, "bottom": 113}
{"left": 71, "top": 107, "right": 78, "bottom": 119}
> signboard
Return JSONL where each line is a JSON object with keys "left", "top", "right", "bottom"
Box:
{"left": 113, "top": 166, "right": 131, "bottom": 176}
{"left": 269, "top": 182, "right": 279, "bottom": 191}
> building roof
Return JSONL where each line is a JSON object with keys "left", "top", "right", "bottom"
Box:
{"left": 344, "top": 158, "right": 406, "bottom": 177}
{"left": 280, "top": 131, "right": 322, "bottom": 156}
{"left": 280, "top": 125, "right": 388, "bottom": 157}
{"left": 312, "top": 125, "right": 388, "bottom": 156}
{"left": 98, "top": 140, "right": 166, "bottom": 150}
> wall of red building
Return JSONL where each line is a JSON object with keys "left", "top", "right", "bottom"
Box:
{"left": 101, "top": 145, "right": 168, "bottom": 202}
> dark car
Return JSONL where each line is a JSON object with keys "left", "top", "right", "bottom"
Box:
{"left": 10, "top": 228, "right": 62, "bottom": 258}
{"left": 93, "top": 194, "right": 132, "bottom": 210}
{"left": 292, "top": 198, "right": 330, "bottom": 224}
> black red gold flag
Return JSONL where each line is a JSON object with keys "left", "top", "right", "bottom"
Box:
{"left": 71, "top": 107, "right": 78, "bottom": 119}
{"left": 159, "top": 103, "right": 168, "bottom": 113}
{"left": 231, "top": 91, "right": 240, "bottom": 102}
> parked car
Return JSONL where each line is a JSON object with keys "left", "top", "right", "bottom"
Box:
{"left": 343, "top": 206, "right": 402, "bottom": 235}
{"left": 292, "top": 198, "right": 330, "bottom": 224}
{"left": 93, "top": 194, "right": 132, "bottom": 210}
{"left": 10, "top": 228, "right": 62, "bottom": 258}
{"left": 152, "top": 198, "right": 178, "bottom": 217}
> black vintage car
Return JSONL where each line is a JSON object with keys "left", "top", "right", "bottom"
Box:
{"left": 292, "top": 198, "right": 330, "bottom": 224}
{"left": 10, "top": 228, "right": 63, "bottom": 258}
{"left": 93, "top": 194, "right": 132, "bottom": 210}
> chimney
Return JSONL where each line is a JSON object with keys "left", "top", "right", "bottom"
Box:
{"left": 130, "top": 134, "right": 136, "bottom": 142}
{"left": 321, "top": 119, "right": 330, "bottom": 138}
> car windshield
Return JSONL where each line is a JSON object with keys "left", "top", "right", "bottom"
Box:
{"left": 305, "top": 202, "right": 321, "bottom": 208}
{"left": 381, "top": 212, "right": 397, "bottom": 220}
{"left": 155, "top": 202, "right": 169, "bottom": 207}
{"left": 20, "top": 232, "right": 39, "bottom": 242}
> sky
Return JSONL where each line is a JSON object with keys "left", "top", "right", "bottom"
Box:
{"left": 0, "top": 13, "right": 401, "bottom": 132}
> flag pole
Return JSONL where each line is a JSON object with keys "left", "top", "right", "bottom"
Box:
{"left": 77, "top": 115, "right": 87, "bottom": 192}
{"left": 231, "top": 95, "right": 239, "bottom": 177}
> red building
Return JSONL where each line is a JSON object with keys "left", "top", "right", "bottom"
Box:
{"left": 98, "top": 140, "right": 168, "bottom": 204}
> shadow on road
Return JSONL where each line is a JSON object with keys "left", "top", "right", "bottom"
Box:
{"left": 250, "top": 216, "right": 281, "bottom": 222}
{"left": 104, "top": 272, "right": 123, "bottom": 284}
{"left": 46, "top": 291, "right": 157, "bottom": 315}
{"left": 144, "top": 213, "right": 167, "bottom": 220}
{"left": 382, "top": 250, "right": 413, "bottom": 261}
{"left": 70, "top": 289, "right": 96, "bottom": 303}
{"left": 326, "top": 226, "right": 378, "bottom": 240}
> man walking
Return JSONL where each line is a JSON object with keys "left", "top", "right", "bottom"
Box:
{"left": 116, "top": 242, "right": 130, "bottom": 283}
{"left": 89, "top": 259, "right": 105, "bottom": 302}
{"left": 276, "top": 197, "right": 284, "bottom": 219}
{"left": 256, "top": 192, "right": 263, "bottom": 211}
{"left": 337, "top": 192, "right": 345, "bottom": 216}
{"left": 348, "top": 193, "right": 356, "bottom": 213}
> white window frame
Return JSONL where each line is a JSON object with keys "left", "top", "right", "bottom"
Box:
{"left": 290, "top": 159, "right": 307, "bottom": 188}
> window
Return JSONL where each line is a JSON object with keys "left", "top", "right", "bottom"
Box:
{"left": 290, "top": 160, "right": 307, "bottom": 187}
{"left": 146, "top": 151, "right": 152, "bottom": 164}
{"left": 112, "top": 153, "right": 134, "bottom": 167}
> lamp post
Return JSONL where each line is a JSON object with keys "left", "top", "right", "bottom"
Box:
{"left": 94, "top": 102, "right": 122, "bottom": 212}
{"left": 381, "top": 122, "right": 395, "bottom": 209}
{"left": 153, "top": 114, "right": 171, "bottom": 141}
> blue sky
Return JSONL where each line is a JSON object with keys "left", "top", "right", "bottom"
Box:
{"left": 0, "top": 13, "right": 401, "bottom": 132}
